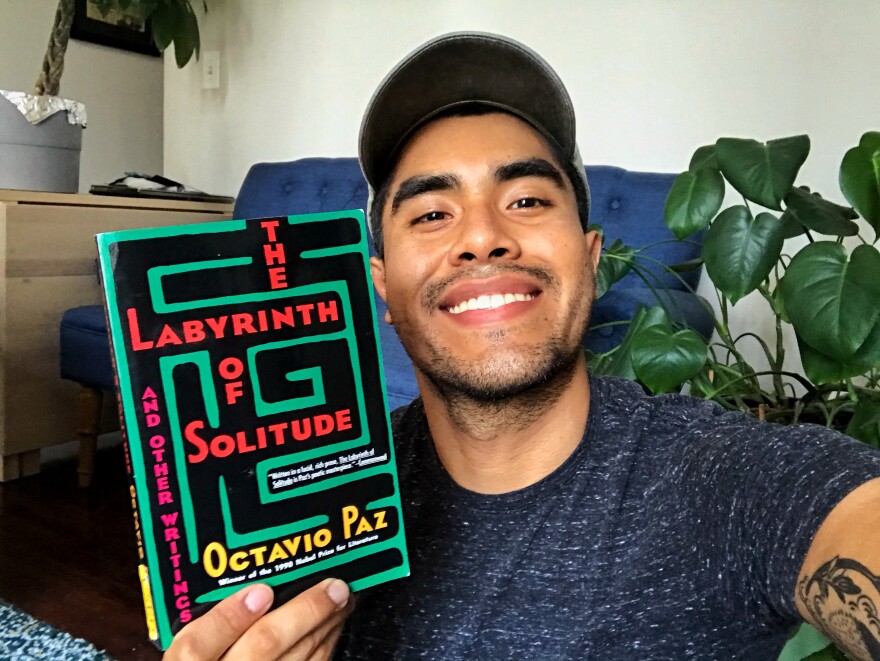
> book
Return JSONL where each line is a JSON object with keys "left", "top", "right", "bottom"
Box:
{"left": 96, "top": 210, "right": 410, "bottom": 650}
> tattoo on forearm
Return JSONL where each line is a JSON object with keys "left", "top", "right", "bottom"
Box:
{"left": 799, "top": 556, "right": 880, "bottom": 660}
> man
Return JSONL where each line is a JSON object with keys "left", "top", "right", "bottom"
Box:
{"left": 166, "top": 33, "right": 880, "bottom": 660}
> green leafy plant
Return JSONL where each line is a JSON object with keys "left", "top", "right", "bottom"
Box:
{"left": 589, "top": 130, "right": 880, "bottom": 661}
{"left": 589, "top": 131, "right": 880, "bottom": 448}
{"left": 35, "top": 0, "right": 204, "bottom": 97}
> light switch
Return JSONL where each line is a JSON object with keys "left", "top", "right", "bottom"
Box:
{"left": 202, "top": 51, "right": 220, "bottom": 89}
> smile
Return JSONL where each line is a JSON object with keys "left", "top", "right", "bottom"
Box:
{"left": 447, "top": 293, "right": 536, "bottom": 315}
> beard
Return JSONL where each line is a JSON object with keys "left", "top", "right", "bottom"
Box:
{"left": 389, "top": 263, "right": 594, "bottom": 410}
{"left": 416, "top": 326, "right": 583, "bottom": 404}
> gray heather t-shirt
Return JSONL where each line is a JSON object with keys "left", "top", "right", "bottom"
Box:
{"left": 335, "top": 375, "right": 880, "bottom": 660}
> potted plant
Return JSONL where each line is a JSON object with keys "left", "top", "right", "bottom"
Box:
{"left": 588, "top": 131, "right": 880, "bottom": 660}
{"left": 0, "top": 0, "right": 204, "bottom": 193}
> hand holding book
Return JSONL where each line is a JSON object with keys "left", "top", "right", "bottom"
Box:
{"left": 165, "top": 579, "right": 353, "bottom": 660}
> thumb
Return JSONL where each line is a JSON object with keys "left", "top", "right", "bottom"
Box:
{"left": 164, "top": 583, "right": 274, "bottom": 660}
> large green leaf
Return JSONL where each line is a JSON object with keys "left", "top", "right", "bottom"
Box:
{"left": 702, "top": 206, "right": 784, "bottom": 304}
{"left": 780, "top": 242, "right": 880, "bottom": 363}
{"left": 687, "top": 368, "right": 716, "bottom": 399}
{"left": 173, "top": 0, "right": 201, "bottom": 67}
{"left": 588, "top": 305, "right": 669, "bottom": 381}
{"left": 137, "top": 0, "right": 161, "bottom": 20}
{"left": 716, "top": 135, "right": 810, "bottom": 211}
{"left": 783, "top": 186, "right": 859, "bottom": 237}
{"left": 689, "top": 145, "right": 719, "bottom": 172}
{"left": 596, "top": 239, "right": 634, "bottom": 299}
{"left": 779, "top": 207, "right": 806, "bottom": 239}
{"left": 150, "top": 2, "right": 176, "bottom": 51}
{"left": 798, "top": 331, "right": 880, "bottom": 384}
{"left": 846, "top": 397, "right": 880, "bottom": 448}
{"left": 802, "top": 644, "right": 849, "bottom": 660}
{"left": 151, "top": 0, "right": 201, "bottom": 66}
{"left": 632, "top": 325, "right": 708, "bottom": 394}
{"left": 840, "top": 131, "right": 880, "bottom": 237}
{"left": 664, "top": 168, "right": 725, "bottom": 239}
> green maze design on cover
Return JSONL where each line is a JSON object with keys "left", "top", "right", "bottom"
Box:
{"left": 97, "top": 210, "right": 409, "bottom": 650}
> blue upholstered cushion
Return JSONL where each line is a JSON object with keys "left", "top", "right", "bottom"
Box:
{"left": 235, "top": 158, "right": 370, "bottom": 227}
{"left": 586, "top": 166, "right": 704, "bottom": 292}
{"left": 60, "top": 306, "right": 114, "bottom": 390}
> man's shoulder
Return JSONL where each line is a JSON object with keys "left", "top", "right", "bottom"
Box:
{"left": 593, "top": 374, "right": 729, "bottom": 428}
{"left": 592, "top": 375, "right": 874, "bottom": 472}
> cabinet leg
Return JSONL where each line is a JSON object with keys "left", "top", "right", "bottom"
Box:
{"left": 76, "top": 386, "right": 104, "bottom": 488}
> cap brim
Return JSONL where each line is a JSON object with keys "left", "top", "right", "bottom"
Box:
{"left": 359, "top": 31, "right": 576, "bottom": 189}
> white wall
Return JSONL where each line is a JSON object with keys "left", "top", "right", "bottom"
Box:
{"left": 163, "top": 0, "right": 880, "bottom": 379}
{"left": 1, "top": 0, "right": 163, "bottom": 192}
{"left": 164, "top": 0, "right": 880, "bottom": 198}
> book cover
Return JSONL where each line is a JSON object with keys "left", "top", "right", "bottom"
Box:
{"left": 96, "top": 210, "right": 409, "bottom": 650}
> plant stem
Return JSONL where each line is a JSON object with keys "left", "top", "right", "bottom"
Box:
{"left": 34, "top": 0, "right": 75, "bottom": 96}
{"left": 631, "top": 238, "right": 705, "bottom": 252}
{"left": 720, "top": 293, "right": 729, "bottom": 332}
{"left": 774, "top": 312, "right": 786, "bottom": 396}
{"left": 756, "top": 282, "right": 787, "bottom": 400}
{"left": 588, "top": 320, "right": 633, "bottom": 331}
{"left": 731, "top": 331, "right": 776, "bottom": 371}
{"left": 709, "top": 369, "right": 818, "bottom": 398}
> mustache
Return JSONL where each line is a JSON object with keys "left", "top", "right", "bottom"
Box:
{"left": 421, "top": 264, "right": 558, "bottom": 309}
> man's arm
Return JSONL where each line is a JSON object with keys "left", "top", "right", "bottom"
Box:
{"left": 797, "top": 476, "right": 880, "bottom": 660}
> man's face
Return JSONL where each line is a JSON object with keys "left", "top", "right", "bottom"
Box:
{"left": 370, "top": 112, "right": 602, "bottom": 401}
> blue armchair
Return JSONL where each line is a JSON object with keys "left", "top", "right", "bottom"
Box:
{"left": 60, "top": 158, "right": 711, "bottom": 485}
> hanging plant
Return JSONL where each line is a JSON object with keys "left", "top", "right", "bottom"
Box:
{"left": 34, "top": 0, "right": 205, "bottom": 97}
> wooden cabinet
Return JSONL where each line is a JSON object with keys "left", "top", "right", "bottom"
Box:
{"left": 0, "top": 190, "right": 233, "bottom": 480}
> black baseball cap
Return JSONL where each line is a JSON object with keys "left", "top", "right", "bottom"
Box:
{"left": 358, "top": 31, "right": 589, "bottom": 227}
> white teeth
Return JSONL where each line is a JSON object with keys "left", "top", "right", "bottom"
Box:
{"left": 447, "top": 293, "right": 535, "bottom": 314}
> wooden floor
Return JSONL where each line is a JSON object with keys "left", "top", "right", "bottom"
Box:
{"left": 0, "top": 445, "right": 162, "bottom": 660}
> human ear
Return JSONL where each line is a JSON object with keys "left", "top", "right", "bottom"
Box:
{"left": 584, "top": 230, "right": 602, "bottom": 273}
{"left": 370, "top": 256, "right": 387, "bottom": 301}
{"left": 369, "top": 257, "right": 392, "bottom": 324}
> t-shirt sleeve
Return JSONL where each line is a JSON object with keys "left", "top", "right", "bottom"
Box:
{"left": 663, "top": 397, "right": 880, "bottom": 623}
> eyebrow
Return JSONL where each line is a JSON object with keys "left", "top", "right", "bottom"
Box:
{"left": 494, "top": 158, "right": 566, "bottom": 189}
{"left": 391, "top": 173, "right": 460, "bottom": 214}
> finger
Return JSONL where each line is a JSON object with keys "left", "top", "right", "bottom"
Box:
{"left": 165, "top": 583, "right": 274, "bottom": 660}
{"left": 223, "top": 578, "right": 350, "bottom": 660}
{"left": 280, "top": 598, "right": 354, "bottom": 660}
{"left": 308, "top": 620, "right": 347, "bottom": 660}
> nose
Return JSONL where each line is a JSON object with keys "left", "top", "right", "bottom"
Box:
{"left": 448, "top": 203, "right": 522, "bottom": 265}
